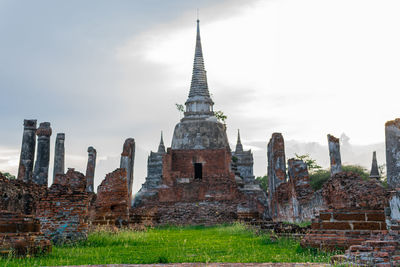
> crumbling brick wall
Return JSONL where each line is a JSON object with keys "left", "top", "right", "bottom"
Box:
{"left": 91, "top": 168, "right": 129, "bottom": 227}
{"left": 36, "top": 169, "right": 90, "bottom": 244}
{"left": 343, "top": 190, "right": 400, "bottom": 266}
{"left": 271, "top": 159, "right": 322, "bottom": 222}
{"left": 301, "top": 172, "right": 389, "bottom": 251}
{"left": 0, "top": 172, "right": 46, "bottom": 215}
{"left": 0, "top": 210, "right": 51, "bottom": 257}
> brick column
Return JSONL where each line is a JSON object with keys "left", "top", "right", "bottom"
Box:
{"left": 385, "top": 119, "right": 400, "bottom": 188}
{"left": 120, "top": 138, "right": 135, "bottom": 203}
{"left": 17, "top": 119, "right": 37, "bottom": 182}
{"left": 85, "top": 146, "right": 96, "bottom": 192}
{"left": 53, "top": 133, "right": 65, "bottom": 182}
{"left": 33, "top": 122, "right": 52, "bottom": 186}
{"left": 267, "top": 133, "right": 287, "bottom": 217}
{"left": 327, "top": 134, "right": 342, "bottom": 176}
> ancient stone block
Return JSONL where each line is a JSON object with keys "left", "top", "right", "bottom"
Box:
{"left": 33, "top": 122, "right": 52, "bottom": 186}
{"left": 120, "top": 138, "right": 135, "bottom": 202}
{"left": 385, "top": 118, "right": 400, "bottom": 188}
{"left": 53, "top": 133, "right": 65, "bottom": 181}
{"left": 17, "top": 119, "right": 37, "bottom": 182}
{"left": 85, "top": 146, "right": 96, "bottom": 192}
{"left": 327, "top": 134, "right": 342, "bottom": 176}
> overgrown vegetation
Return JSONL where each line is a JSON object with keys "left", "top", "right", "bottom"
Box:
{"left": 309, "top": 165, "right": 371, "bottom": 191}
{"left": 174, "top": 103, "right": 227, "bottom": 124}
{"left": 283, "top": 221, "right": 312, "bottom": 228}
{"left": 214, "top": 110, "right": 227, "bottom": 124}
{"left": 0, "top": 171, "right": 16, "bottom": 179}
{"left": 256, "top": 175, "right": 268, "bottom": 192}
{"left": 0, "top": 224, "right": 337, "bottom": 266}
{"left": 294, "top": 154, "right": 322, "bottom": 173}
{"left": 309, "top": 169, "right": 330, "bottom": 191}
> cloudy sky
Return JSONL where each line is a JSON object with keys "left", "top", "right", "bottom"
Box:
{"left": 1, "top": 0, "right": 399, "bottom": 193}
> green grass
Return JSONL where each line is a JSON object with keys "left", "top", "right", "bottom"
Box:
{"left": 0, "top": 223, "right": 337, "bottom": 266}
{"left": 283, "top": 221, "right": 311, "bottom": 228}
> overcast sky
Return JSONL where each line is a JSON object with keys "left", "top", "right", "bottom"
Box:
{"left": 1, "top": 0, "right": 399, "bottom": 193}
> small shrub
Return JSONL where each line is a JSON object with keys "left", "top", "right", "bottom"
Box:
{"left": 309, "top": 165, "right": 371, "bottom": 191}
{"left": 342, "top": 165, "right": 369, "bottom": 180}
{"left": 309, "top": 169, "right": 330, "bottom": 191}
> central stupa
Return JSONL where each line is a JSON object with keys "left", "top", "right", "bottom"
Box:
{"left": 132, "top": 20, "right": 269, "bottom": 225}
{"left": 171, "top": 20, "right": 229, "bottom": 150}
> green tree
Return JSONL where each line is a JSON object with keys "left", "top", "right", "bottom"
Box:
{"left": 1, "top": 172, "right": 16, "bottom": 179}
{"left": 175, "top": 103, "right": 185, "bottom": 114}
{"left": 378, "top": 164, "right": 388, "bottom": 188}
{"left": 256, "top": 175, "right": 268, "bottom": 192}
{"left": 214, "top": 110, "right": 227, "bottom": 124}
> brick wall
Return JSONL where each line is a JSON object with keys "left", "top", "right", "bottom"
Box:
{"left": 302, "top": 209, "right": 387, "bottom": 250}
{"left": 0, "top": 210, "right": 51, "bottom": 256}
{"left": 36, "top": 169, "right": 90, "bottom": 245}
{"left": 0, "top": 172, "right": 47, "bottom": 215}
{"left": 301, "top": 172, "right": 390, "bottom": 251}
{"left": 90, "top": 168, "right": 129, "bottom": 227}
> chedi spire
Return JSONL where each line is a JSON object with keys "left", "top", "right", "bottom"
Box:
{"left": 184, "top": 20, "right": 214, "bottom": 120}
{"left": 235, "top": 129, "right": 243, "bottom": 153}
{"left": 370, "top": 151, "right": 380, "bottom": 179}
{"left": 158, "top": 132, "right": 166, "bottom": 153}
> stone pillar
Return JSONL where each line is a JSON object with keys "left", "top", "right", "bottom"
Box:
{"left": 369, "top": 151, "right": 380, "bottom": 179}
{"left": 120, "top": 138, "right": 135, "bottom": 202}
{"left": 327, "top": 134, "right": 342, "bottom": 176}
{"left": 33, "top": 122, "right": 52, "bottom": 186}
{"left": 85, "top": 146, "right": 97, "bottom": 192}
{"left": 17, "top": 119, "right": 37, "bottom": 182}
{"left": 288, "top": 159, "right": 309, "bottom": 182}
{"left": 385, "top": 118, "right": 400, "bottom": 188}
{"left": 267, "top": 133, "right": 287, "bottom": 217}
{"left": 53, "top": 133, "right": 65, "bottom": 182}
{"left": 287, "top": 158, "right": 314, "bottom": 221}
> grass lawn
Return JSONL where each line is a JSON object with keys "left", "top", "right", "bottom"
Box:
{"left": 0, "top": 223, "right": 337, "bottom": 266}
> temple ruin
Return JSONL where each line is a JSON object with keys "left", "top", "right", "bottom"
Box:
{"left": 1, "top": 20, "right": 400, "bottom": 265}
